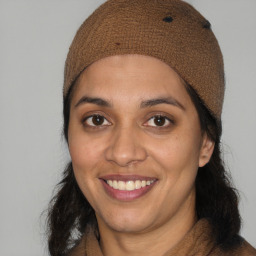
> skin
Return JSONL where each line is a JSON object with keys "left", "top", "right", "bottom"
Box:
{"left": 68, "top": 54, "right": 214, "bottom": 256}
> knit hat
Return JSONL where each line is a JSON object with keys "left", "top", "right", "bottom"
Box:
{"left": 64, "top": 0, "right": 225, "bottom": 120}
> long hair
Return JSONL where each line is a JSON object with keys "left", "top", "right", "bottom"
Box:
{"left": 47, "top": 82, "right": 241, "bottom": 256}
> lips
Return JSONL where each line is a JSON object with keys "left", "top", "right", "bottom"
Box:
{"left": 100, "top": 175, "right": 157, "bottom": 201}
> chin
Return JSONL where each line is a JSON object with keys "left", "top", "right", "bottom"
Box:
{"left": 96, "top": 208, "right": 155, "bottom": 233}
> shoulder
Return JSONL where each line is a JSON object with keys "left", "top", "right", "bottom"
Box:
{"left": 210, "top": 239, "right": 256, "bottom": 256}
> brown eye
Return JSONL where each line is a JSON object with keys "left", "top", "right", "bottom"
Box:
{"left": 145, "top": 115, "right": 172, "bottom": 128}
{"left": 92, "top": 115, "right": 104, "bottom": 125}
{"left": 84, "top": 114, "right": 111, "bottom": 127}
{"left": 154, "top": 115, "right": 167, "bottom": 126}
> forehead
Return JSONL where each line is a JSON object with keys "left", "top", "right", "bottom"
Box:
{"left": 71, "top": 54, "right": 191, "bottom": 105}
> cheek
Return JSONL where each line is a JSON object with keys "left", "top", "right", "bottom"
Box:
{"left": 68, "top": 124, "right": 104, "bottom": 173}
{"left": 69, "top": 139, "right": 97, "bottom": 169}
{"left": 150, "top": 131, "right": 202, "bottom": 180}
{"left": 68, "top": 127, "right": 105, "bottom": 208}
{"left": 160, "top": 135, "right": 199, "bottom": 160}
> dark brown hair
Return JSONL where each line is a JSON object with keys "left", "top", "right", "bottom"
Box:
{"left": 47, "top": 81, "right": 241, "bottom": 256}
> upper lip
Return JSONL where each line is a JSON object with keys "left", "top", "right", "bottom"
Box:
{"left": 100, "top": 174, "right": 157, "bottom": 182}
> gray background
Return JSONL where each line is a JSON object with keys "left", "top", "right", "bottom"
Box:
{"left": 0, "top": 0, "right": 255, "bottom": 255}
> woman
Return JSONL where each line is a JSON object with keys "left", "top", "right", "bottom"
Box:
{"left": 47, "top": 0, "right": 256, "bottom": 255}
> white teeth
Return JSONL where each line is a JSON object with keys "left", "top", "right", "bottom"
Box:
{"left": 113, "top": 180, "right": 118, "bottom": 189}
{"left": 106, "top": 179, "right": 155, "bottom": 191}
{"left": 107, "top": 180, "right": 113, "bottom": 186}
{"left": 118, "top": 181, "right": 126, "bottom": 190}
{"left": 135, "top": 180, "right": 142, "bottom": 189}
{"left": 126, "top": 181, "right": 135, "bottom": 191}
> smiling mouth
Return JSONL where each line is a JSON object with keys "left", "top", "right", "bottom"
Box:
{"left": 100, "top": 175, "right": 157, "bottom": 201}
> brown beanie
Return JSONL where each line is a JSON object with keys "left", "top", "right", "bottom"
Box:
{"left": 64, "top": 0, "right": 225, "bottom": 120}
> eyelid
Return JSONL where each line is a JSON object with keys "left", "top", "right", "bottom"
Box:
{"left": 143, "top": 114, "right": 175, "bottom": 128}
{"left": 82, "top": 113, "right": 112, "bottom": 127}
{"left": 80, "top": 111, "right": 174, "bottom": 129}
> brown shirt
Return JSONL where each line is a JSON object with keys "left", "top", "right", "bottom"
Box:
{"left": 70, "top": 219, "right": 256, "bottom": 256}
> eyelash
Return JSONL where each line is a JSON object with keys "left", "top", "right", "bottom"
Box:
{"left": 144, "top": 115, "right": 174, "bottom": 128}
{"left": 82, "top": 114, "right": 112, "bottom": 128}
{"left": 82, "top": 114, "right": 174, "bottom": 129}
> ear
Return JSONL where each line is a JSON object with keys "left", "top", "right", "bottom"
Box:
{"left": 198, "top": 133, "right": 215, "bottom": 167}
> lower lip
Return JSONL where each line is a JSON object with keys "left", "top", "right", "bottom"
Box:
{"left": 100, "top": 180, "right": 156, "bottom": 201}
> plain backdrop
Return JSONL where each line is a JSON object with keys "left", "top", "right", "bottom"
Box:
{"left": 0, "top": 0, "right": 255, "bottom": 255}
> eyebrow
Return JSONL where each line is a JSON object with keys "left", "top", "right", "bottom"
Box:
{"left": 74, "top": 96, "right": 185, "bottom": 110}
{"left": 75, "top": 96, "right": 111, "bottom": 108}
{"left": 140, "top": 97, "right": 185, "bottom": 110}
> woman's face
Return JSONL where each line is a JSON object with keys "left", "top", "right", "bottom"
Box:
{"left": 68, "top": 55, "right": 214, "bottom": 234}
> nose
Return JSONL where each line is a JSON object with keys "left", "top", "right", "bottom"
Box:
{"left": 105, "top": 126, "right": 148, "bottom": 167}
